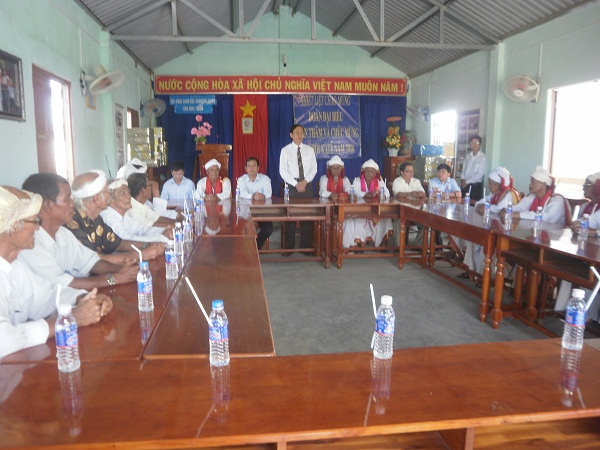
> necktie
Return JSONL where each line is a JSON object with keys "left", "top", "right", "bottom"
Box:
{"left": 297, "top": 146, "right": 304, "bottom": 181}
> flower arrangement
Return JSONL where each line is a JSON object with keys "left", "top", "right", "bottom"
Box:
{"left": 191, "top": 115, "right": 213, "bottom": 144}
{"left": 384, "top": 116, "right": 404, "bottom": 150}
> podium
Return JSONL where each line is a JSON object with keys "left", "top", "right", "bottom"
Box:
{"left": 193, "top": 143, "right": 232, "bottom": 182}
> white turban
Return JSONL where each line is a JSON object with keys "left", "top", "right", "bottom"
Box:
{"left": 71, "top": 170, "right": 107, "bottom": 199}
{"left": 108, "top": 179, "right": 128, "bottom": 191}
{"left": 531, "top": 165, "right": 552, "bottom": 186}
{"left": 0, "top": 187, "right": 42, "bottom": 234}
{"left": 204, "top": 158, "right": 221, "bottom": 170}
{"left": 116, "top": 157, "right": 148, "bottom": 180}
{"left": 586, "top": 172, "right": 600, "bottom": 184}
{"left": 327, "top": 155, "right": 344, "bottom": 167}
{"left": 489, "top": 166, "right": 510, "bottom": 187}
{"left": 361, "top": 159, "right": 379, "bottom": 171}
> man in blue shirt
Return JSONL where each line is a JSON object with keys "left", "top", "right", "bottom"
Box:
{"left": 429, "top": 163, "right": 462, "bottom": 199}
{"left": 160, "top": 161, "right": 195, "bottom": 202}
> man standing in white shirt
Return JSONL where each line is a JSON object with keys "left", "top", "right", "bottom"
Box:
{"left": 461, "top": 135, "right": 486, "bottom": 200}
{"left": 279, "top": 124, "right": 317, "bottom": 252}
{"left": 19, "top": 173, "right": 138, "bottom": 290}
{"left": 238, "top": 157, "right": 273, "bottom": 249}
{"left": 0, "top": 185, "right": 112, "bottom": 359}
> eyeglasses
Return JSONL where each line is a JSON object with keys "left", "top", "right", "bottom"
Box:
{"left": 22, "top": 216, "right": 42, "bottom": 226}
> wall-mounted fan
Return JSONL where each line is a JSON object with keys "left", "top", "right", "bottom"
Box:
{"left": 141, "top": 98, "right": 166, "bottom": 118}
{"left": 86, "top": 65, "right": 125, "bottom": 95}
{"left": 407, "top": 105, "right": 429, "bottom": 121}
{"left": 503, "top": 76, "right": 540, "bottom": 103}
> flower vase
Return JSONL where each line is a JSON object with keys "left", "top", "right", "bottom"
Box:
{"left": 387, "top": 148, "right": 400, "bottom": 157}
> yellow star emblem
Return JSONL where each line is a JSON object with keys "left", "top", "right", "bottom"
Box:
{"left": 240, "top": 100, "right": 256, "bottom": 117}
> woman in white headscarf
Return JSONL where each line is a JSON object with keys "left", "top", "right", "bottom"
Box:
{"left": 343, "top": 160, "right": 392, "bottom": 248}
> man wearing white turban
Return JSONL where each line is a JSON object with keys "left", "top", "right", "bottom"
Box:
{"left": 501, "top": 165, "right": 569, "bottom": 226}
{"left": 0, "top": 186, "right": 112, "bottom": 359}
{"left": 195, "top": 158, "right": 232, "bottom": 202}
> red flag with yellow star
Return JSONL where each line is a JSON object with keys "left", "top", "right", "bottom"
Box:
{"left": 233, "top": 95, "right": 268, "bottom": 184}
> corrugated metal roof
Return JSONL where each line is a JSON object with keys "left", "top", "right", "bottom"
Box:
{"left": 75, "top": 0, "right": 593, "bottom": 77}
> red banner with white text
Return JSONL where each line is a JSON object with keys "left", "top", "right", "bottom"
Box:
{"left": 233, "top": 95, "right": 269, "bottom": 184}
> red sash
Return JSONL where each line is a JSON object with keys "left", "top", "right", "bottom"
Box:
{"left": 360, "top": 173, "right": 380, "bottom": 193}
{"left": 206, "top": 177, "right": 223, "bottom": 195}
{"left": 326, "top": 168, "right": 346, "bottom": 194}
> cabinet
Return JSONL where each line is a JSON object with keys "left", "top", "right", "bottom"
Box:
{"left": 383, "top": 156, "right": 414, "bottom": 190}
{"left": 147, "top": 165, "right": 169, "bottom": 191}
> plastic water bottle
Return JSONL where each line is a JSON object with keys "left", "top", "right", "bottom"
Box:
{"left": 137, "top": 261, "right": 154, "bottom": 312}
{"left": 464, "top": 192, "right": 470, "bottom": 207}
{"left": 428, "top": 184, "right": 434, "bottom": 200}
{"left": 194, "top": 199, "right": 204, "bottom": 236}
{"left": 373, "top": 295, "right": 395, "bottom": 359}
{"left": 174, "top": 222, "right": 184, "bottom": 258}
{"left": 164, "top": 240, "right": 179, "bottom": 280}
{"left": 370, "top": 356, "right": 392, "bottom": 415}
{"left": 138, "top": 310, "right": 154, "bottom": 344}
{"left": 235, "top": 182, "right": 241, "bottom": 202}
{"left": 349, "top": 185, "right": 355, "bottom": 201}
{"left": 559, "top": 347, "right": 582, "bottom": 408}
{"left": 211, "top": 364, "right": 231, "bottom": 422}
{"left": 579, "top": 214, "right": 589, "bottom": 241}
{"left": 209, "top": 300, "right": 230, "bottom": 367}
{"left": 379, "top": 186, "right": 386, "bottom": 202}
{"left": 283, "top": 184, "right": 290, "bottom": 203}
{"left": 59, "top": 369, "right": 83, "bottom": 437}
{"left": 444, "top": 185, "right": 450, "bottom": 201}
{"left": 183, "top": 214, "right": 193, "bottom": 243}
{"left": 56, "top": 303, "right": 81, "bottom": 373}
{"left": 435, "top": 190, "right": 442, "bottom": 204}
{"left": 533, "top": 206, "right": 543, "bottom": 237}
{"left": 562, "top": 288, "right": 586, "bottom": 350}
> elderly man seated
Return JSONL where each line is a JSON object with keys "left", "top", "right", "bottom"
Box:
{"left": 66, "top": 170, "right": 164, "bottom": 263}
{"left": 127, "top": 173, "right": 178, "bottom": 227}
{"left": 0, "top": 185, "right": 112, "bottom": 359}
{"left": 195, "top": 158, "right": 232, "bottom": 202}
{"left": 100, "top": 179, "right": 171, "bottom": 243}
{"left": 19, "top": 173, "right": 138, "bottom": 290}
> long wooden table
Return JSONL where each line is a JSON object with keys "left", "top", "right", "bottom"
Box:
{"left": 331, "top": 198, "right": 401, "bottom": 268}
{"left": 249, "top": 197, "right": 332, "bottom": 268}
{"left": 399, "top": 200, "right": 497, "bottom": 322}
{"left": 144, "top": 236, "right": 275, "bottom": 359}
{"left": 2, "top": 339, "right": 599, "bottom": 449}
{"left": 492, "top": 225, "right": 600, "bottom": 328}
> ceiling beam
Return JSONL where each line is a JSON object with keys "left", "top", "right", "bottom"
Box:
{"left": 353, "top": 0, "right": 379, "bottom": 41}
{"left": 110, "top": 34, "right": 493, "bottom": 51}
{"left": 107, "top": 0, "right": 171, "bottom": 32}
{"left": 426, "top": 0, "right": 500, "bottom": 43}
{"left": 332, "top": 0, "right": 368, "bottom": 37}
{"left": 247, "top": 0, "right": 272, "bottom": 37}
{"left": 178, "top": 0, "right": 236, "bottom": 38}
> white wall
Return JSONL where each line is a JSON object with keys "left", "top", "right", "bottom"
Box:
{"left": 0, "top": 0, "right": 152, "bottom": 186}
{"left": 409, "top": 1, "right": 600, "bottom": 190}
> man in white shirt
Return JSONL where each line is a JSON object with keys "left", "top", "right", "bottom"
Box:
{"left": 392, "top": 162, "right": 426, "bottom": 246}
{"left": 100, "top": 179, "right": 171, "bottom": 243}
{"left": 19, "top": 173, "right": 138, "bottom": 290}
{"left": 160, "top": 161, "right": 196, "bottom": 202}
{"left": 0, "top": 185, "right": 112, "bottom": 360}
{"left": 279, "top": 124, "right": 317, "bottom": 252}
{"left": 127, "top": 173, "right": 178, "bottom": 226}
{"left": 460, "top": 135, "right": 486, "bottom": 200}
{"left": 237, "top": 157, "right": 272, "bottom": 249}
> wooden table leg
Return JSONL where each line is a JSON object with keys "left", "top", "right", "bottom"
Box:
{"left": 526, "top": 268, "right": 541, "bottom": 320}
{"left": 491, "top": 256, "right": 505, "bottom": 328}
{"left": 513, "top": 265, "right": 523, "bottom": 308}
{"left": 399, "top": 219, "right": 406, "bottom": 269}
{"left": 480, "top": 250, "right": 492, "bottom": 322}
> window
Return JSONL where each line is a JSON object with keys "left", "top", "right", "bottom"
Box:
{"left": 550, "top": 80, "right": 600, "bottom": 198}
{"left": 431, "top": 110, "right": 456, "bottom": 173}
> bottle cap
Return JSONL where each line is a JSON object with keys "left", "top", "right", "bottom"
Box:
{"left": 140, "top": 261, "right": 149, "bottom": 269}
{"left": 58, "top": 303, "right": 72, "bottom": 315}
{"left": 175, "top": 222, "right": 182, "bottom": 228}
{"left": 381, "top": 295, "right": 393, "bottom": 306}
{"left": 583, "top": 214, "right": 589, "bottom": 219}
{"left": 212, "top": 299, "right": 224, "bottom": 309}
{"left": 572, "top": 288, "right": 586, "bottom": 299}
{"left": 537, "top": 206, "right": 542, "bottom": 212}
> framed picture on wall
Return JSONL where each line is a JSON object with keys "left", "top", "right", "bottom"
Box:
{"left": 0, "top": 49, "right": 25, "bottom": 121}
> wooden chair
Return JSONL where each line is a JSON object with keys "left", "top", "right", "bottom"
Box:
{"left": 193, "top": 143, "right": 232, "bottom": 182}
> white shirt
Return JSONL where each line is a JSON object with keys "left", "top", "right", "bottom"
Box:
{"left": 195, "top": 177, "right": 232, "bottom": 200}
{"left": 589, "top": 210, "right": 600, "bottom": 229}
{"left": 238, "top": 173, "right": 272, "bottom": 199}
{"left": 351, "top": 177, "right": 390, "bottom": 198}
{"left": 513, "top": 194, "right": 568, "bottom": 225}
{"left": 392, "top": 177, "right": 425, "bottom": 196}
{"left": 279, "top": 142, "right": 317, "bottom": 187}
{"left": 147, "top": 199, "right": 178, "bottom": 220}
{"left": 461, "top": 151, "right": 486, "bottom": 184}
{"left": 319, "top": 175, "right": 351, "bottom": 198}
{"left": 18, "top": 227, "right": 100, "bottom": 287}
{"left": 129, "top": 198, "right": 160, "bottom": 227}
{"left": 100, "top": 207, "right": 169, "bottom": 243}
{"left": 0, "top": 258, "right": 85, "bottom": 359}
{"left": 160, "top": 177, "right": 196, "bottom": 201}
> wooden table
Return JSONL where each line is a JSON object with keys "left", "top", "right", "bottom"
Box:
{"left": 2, "top": 339, "right": 599, "bottom": 449}
{"left": 249, "top": 197, "right": 332, "bottom": 268}
{"left": 331, "top": 198, "right": 401, "bottom": 268}
{"left": 144, "top": 236, "right": 274, "bottom": 359}
{"left": 399, "top": 200, "right": 497, "bottom": 323}
{"left": 492, "top": 225, "right": 600, "bottom": 328}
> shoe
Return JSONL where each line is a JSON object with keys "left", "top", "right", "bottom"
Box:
{"left": 457, "top": 272, "right": 471, "bottom": 280}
